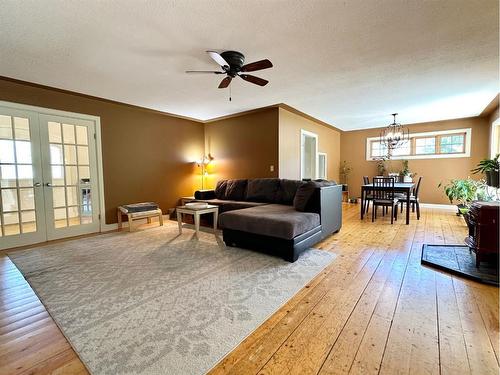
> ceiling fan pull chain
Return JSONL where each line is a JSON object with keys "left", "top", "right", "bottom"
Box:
{"left": 229, "top": 84, "right": 232, "bottom": 102}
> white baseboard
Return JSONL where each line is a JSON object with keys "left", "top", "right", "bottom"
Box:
{"left": 101, "top": 223, "right": 119, "bottom": 232}
{"left": 419, "top": 203, "right": 456, "bottom": 210}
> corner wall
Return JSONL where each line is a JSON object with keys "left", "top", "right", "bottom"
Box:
{"left": 340, "top": 117, "right": 491, "bottom": 204}
{"left": 278, "top": 107, "right": 341, "bottom": 182}
{"left": 203, "top": 108, "right": 279, "bottom": 187}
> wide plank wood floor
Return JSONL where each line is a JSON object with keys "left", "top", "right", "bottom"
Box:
{"left": 0, "top": 204, "right": 498, "bottom": 374}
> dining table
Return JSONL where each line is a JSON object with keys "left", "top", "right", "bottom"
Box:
{"left": 360, "top": 182, "right": 415, "bottom": 225}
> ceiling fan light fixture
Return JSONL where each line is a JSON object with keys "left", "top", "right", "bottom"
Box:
{"left": 186, "top": 50, "right": 272, "bottom": 91}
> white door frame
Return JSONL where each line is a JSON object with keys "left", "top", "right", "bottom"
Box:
{"left": 0, "top": 100, "right": 107, "bottom": 233}
{"left": 318, "top": 152, "right": 327, "bottom": 179}
{"left": 300, "top": 129, "right": 318, "bottom": 180}
{"left": 491, "top": 118, "right": 500, "bottom": 158}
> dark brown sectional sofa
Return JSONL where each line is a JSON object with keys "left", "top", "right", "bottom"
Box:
{"left": 194, "top": 178, "right": 342, "bottom": 262}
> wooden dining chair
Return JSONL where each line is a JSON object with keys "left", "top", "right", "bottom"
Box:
{"left": 399, "top": 176, "right": 423, "bottom": 220}
{"left": 372, "top": 177, "right": 398, "bottom": 224}
{"left": 363, "top": 176, "right": 373, "bottom": 214}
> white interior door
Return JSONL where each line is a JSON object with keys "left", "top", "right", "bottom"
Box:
{"left": 39, "top": 114, "right": 100, "bottom": 240}
{"left": 0, "top": 107, "right": 46, "bottom": 249}
{"left": 0, "top": 106, "right": 101, "bottom": 249}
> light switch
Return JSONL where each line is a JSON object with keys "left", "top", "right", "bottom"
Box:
{"left": 270, "top": 165, "right": 274, "bottom": 172}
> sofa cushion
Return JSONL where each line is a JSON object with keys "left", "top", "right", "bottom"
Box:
{"left": 194, "top": 199, "right": 267, "bottom": 213}
{"left": 225, "top": 179, "right": 247, "bottom": 201}
{"left": 214, "top": 180, "right": 227, "bottom": 199}
{"left": 293, "top": 181, "right": 317, "bottom": 211}
{"left": 219, "top": 204, "right": 320, "bottom": 240}
{"left": 246, "top": 178, "right": 280, "bottom": 202}
{"left": 294, "top": 180, "right": 337, "bottom": 211}
{"left": 276, "top": 179, "right": 305, "bottom": 205}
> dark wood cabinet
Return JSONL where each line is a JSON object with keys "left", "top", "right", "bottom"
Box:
{"left": 464, "top": 201, "right": 500, "bottom": 267}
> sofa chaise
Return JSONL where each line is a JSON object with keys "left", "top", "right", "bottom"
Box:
{"left": 193, "top": 178, "right": 342, "bottom": 262}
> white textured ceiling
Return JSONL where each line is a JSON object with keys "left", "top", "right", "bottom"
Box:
{"left": 0, "top": 0, "right": 498, "bottom": 130}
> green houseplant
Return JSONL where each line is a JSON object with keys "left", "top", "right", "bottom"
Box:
{"left": 339, "top": 160, "right": 352, "bottom": 185}
{"left": 399, "top": 160, "right": 415, "bottom": 182}
{"left": 438, "top": 178, "right": 488, "bottom": 215}
{"left": 375, "top": 157, "right": 387, "bottom": 176}
{"left": 471, "top": 154, "right": 500, "bottom": 187}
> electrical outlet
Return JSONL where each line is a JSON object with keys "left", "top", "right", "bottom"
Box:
{"left": 270, "top": 165, "right": 274, "bottom": 172}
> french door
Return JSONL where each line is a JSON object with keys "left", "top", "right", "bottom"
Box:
{"left": 0, "top": 106, "right": 100, "bottom": 249}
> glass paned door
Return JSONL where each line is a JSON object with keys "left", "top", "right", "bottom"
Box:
{"left": 39, "top": 115, "right": 99, "bottom": 240}
{"left": 0, "top": 107, "right": 46, "bottom": 249}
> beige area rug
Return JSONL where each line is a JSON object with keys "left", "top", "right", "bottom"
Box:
{"left": 8, "top": 223, "right": 335, "bottom": 375}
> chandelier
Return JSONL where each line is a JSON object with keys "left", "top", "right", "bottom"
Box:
{"left": 379, "top": 113, "right": 410, "bottom": 155}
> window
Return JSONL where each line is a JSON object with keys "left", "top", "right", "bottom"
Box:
{"left": 439, "top": 134, "right": 465, "bottom": 154}
{"left": 392, "top": 141, "right": 411, "bottom": 156}
{"left": 366, "top": 128, "right": 471, "bottom": 160}
{"left": 415, "top": 137, "right": 436, "bottom": 155}
{"left": 370, "top": 141, "right": 388, "bottom": 158}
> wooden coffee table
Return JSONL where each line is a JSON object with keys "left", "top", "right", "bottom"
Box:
{"left": 176, "top": 204, "right": 219, "bottom": 236}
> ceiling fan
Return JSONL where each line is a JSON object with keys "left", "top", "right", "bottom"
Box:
{"left": 186, "top": 50, "right": 273, "bottom": 89}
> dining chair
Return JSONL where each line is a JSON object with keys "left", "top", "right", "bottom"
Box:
{"left": 363, "top": 176, "right": 373, "bottom": 214}
{"left": 372, "top": 177, "right": 398, "bottom": 224}
{"left": 399, "top": 176, "right": 423, "bottom": 220}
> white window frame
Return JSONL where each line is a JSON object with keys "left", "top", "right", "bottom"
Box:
{"left": 491, "top": 118, "right": 500, "bottom": 158}
{"left": 366, "top": 128, "right": 472, "bottom": 161}
{"left": 300, "top": 129, "right": 318, "bottom": 180}
{"left": 318, "top": 152, "right": 327, "bottom": 179}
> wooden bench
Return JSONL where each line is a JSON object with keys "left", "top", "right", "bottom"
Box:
{"left": 117, "top": 206, "right": 163, "bottom": 232}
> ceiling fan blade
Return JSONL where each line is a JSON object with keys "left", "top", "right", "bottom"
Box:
{"left": 185, "top": 70, "right": 225, "bottom": 74}
{"left": 218, "top": 76, "right": 232, "bottom": 88}
{"left": 206, "top": 51, "right": 230, "bottom": 68}
{"left": 239, "top": 74, "right": 269, "bottom": 86}
{"left": 241, "top": 59, "right": 273, "bottom": 72}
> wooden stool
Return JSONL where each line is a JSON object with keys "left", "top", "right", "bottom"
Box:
{"left": 117, "top": 207, "right": 163, "bottom": 232}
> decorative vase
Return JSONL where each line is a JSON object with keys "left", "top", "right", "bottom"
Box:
{"left": 403, "top": 175, "right": 412, "bottom": 183}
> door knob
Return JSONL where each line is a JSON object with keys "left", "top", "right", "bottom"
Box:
{"left": 45, "top": 182, "right": 52, "bottom": 187}
{"left": 34, "top": 182, "right": 42, "bottom": 187}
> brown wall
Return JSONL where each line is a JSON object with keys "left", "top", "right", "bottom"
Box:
{"left": 0, "top": 78, "right": 205, "bottom": 224}
{"left": 203, "top": 108, "right": 279, "bottom": 187}
{"left": 278, "top": 108, "right": 341, "bottom": 182}
{"left": 340, "top": 117, "right": 490, "bottom": 204}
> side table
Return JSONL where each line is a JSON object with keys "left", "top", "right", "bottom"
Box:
{"left": 176, "top": 204, "right": 218, "bottom": 236}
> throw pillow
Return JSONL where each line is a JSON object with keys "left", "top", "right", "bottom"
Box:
{"left": 225, "top": 179, "right": 248, "bottom": 201}
{"left": 214, "top": 180, "right": 227, "bottom": 199}
{"left": 293, "top": 181, "right": 317, "bottom": 211}
{"left": 246, "top": 178, "right": 280, "bottom": 202}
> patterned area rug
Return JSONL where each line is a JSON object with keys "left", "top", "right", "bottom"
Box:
{"left": 8, "top": 223, "right": 335, "bottom": 375}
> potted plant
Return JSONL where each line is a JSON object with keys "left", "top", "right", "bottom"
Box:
{"left": 399, "top": 160, "right": 414, "bottom": 183}
{"left": 339, "top": 160, "right": 352, "bottom": 185}
{"left": 375, "top": 157, "right": 387, "bottom": 176}
{"left": 438, "top": 178, "right": 488, "bottom": 215}
{"left": 471, "top": 154, "right": 500, "bottom": 187}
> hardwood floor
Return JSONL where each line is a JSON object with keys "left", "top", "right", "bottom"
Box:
{"left": 0, "top": 204, "right": 498, "bottom": 374}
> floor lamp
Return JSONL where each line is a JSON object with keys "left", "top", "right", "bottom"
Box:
{"left": 196, "top": 154, "right": 214, "bottom": 190}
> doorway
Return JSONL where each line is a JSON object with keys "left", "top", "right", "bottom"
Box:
{"left": 0, "top": 103, "right": 101, "bottom": 249}
{"left": 300, "top": 130, "right": 318, "bottom": 180}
